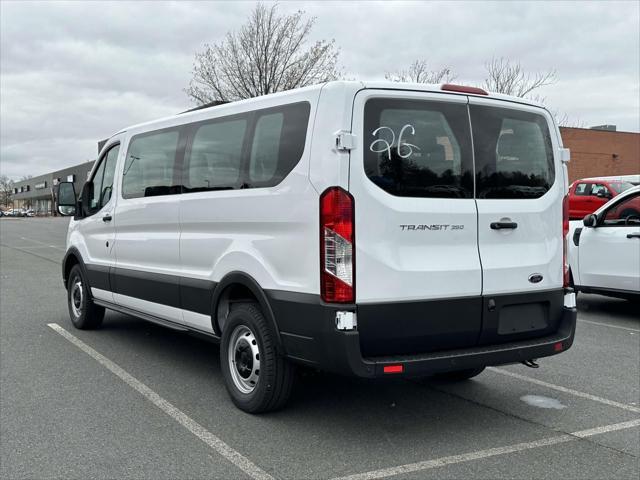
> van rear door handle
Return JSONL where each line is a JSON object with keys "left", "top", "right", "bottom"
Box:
{"left": 490, "top": 221, "right": 518, "bottom": 230}
{"left": 627, "top": 232, "right": 640, "bottom": 239}
{"left": 102, "top": 214, "right": 112, "bottom": 222}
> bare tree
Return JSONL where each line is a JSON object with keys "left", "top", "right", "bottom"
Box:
{"left": 186, "top": 3, "right": 341, "bottom": 104}
{"left": 19, "top": 174, "right": 33, "bottom": 181}
{"left": 0, "top": 175, "right": 15, "bottom": 208}
{"left": 483, "top": 57, "right": 556, "bottom": 98}
{"left": 385, "top": 59, "right": 455, "bottom": 84}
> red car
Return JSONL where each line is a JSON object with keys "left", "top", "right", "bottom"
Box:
{"left": 568, "top": 178, "right": 635, "bottom": 220}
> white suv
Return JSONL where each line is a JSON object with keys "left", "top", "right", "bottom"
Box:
{"left": 57, "top": 81, "right": 578, "bottom": 413}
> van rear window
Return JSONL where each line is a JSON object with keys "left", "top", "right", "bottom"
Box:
{"left": 470, "top": 105, "right": 554, "bottom": 199}
{"left": 363, "top": 99, "right": 474, "bottom": 198}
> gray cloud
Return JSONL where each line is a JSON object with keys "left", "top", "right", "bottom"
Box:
{"left": 1, "top": 0, "right": 638, "bottom": 179}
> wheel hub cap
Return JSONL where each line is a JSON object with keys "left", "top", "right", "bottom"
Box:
{"left": 228, "top": 325, "right": 260, "bottom": 394}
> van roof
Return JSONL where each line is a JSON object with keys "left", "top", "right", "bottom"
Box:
{"left": 115, "top": 80, "right": 547, "bottom": 139}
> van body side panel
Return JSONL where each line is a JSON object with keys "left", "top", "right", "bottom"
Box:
{"left": 178, "top": 91, "right": 322, "bottom": 333}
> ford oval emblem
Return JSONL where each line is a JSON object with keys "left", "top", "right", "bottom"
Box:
{"left": 528, "top": 274, "right": 543, "bottom": 284}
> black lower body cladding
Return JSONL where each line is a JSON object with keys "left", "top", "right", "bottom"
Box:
{"left": 269, "top": 288, "right": 576, "bottom": 378}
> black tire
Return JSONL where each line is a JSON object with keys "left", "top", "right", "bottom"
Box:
{"left": 220, "top": 303, "right": 294, "bottom": 413}
{"left": 67, "top": 264, "right": 105, "bottom": 329}
{"left": 433, "top": 367, "right": 485, "bottom": 381}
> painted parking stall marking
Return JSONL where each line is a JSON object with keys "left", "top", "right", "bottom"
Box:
{"left": 331, "top": 419, "right": 640, "bottom": 480}
{"left": 47, "top": 323, "right": 274, "bottom": 480}
{"left": 488, "top": 367, "right": 640, "bottom": 414}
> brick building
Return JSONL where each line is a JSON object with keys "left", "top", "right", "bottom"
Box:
{"left": 560, "top": 127, "right": 639, "bottom": 183}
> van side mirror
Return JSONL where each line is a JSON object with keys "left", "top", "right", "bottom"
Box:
{"left": 583, "top": 214, "right": 597, "bottom": 227}
{"left": 57, "top": 182, "right": 77, "bottom": 216}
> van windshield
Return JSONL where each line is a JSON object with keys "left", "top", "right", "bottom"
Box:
{"left": 363, "top": 99, "right": 555, "bottom": 199}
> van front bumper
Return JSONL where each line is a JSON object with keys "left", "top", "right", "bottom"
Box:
{"left": 270, "top": 290, "right": 577, "bottom": 378}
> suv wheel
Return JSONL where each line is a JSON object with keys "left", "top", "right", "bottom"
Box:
{"left": 220, "top": 303, "right": 294, "bottom": 413}
{"left": 67, "top": 265, "right": 105, "bottom": 329}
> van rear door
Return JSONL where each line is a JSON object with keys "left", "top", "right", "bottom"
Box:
{"left": 349, "top": 90, "right": 482, "bottom": 357}
{"left": 468, "top": 98, "right": 564, "bottom": 345}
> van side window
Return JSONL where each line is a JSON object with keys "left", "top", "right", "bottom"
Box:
{"left": 185, "top": 118, "right": 247, "bottom": 192}
{"left": 246, "top": 102, "right": 310, "bottom": 188}
{"left": 123, "top": 130, "right": 180, "bottom": 199}
{"left": 88, "top": 144, "right": 119, "bottom": 213}
{"left": 470, "top": 106, "right": 554, "bottom": 199}
{"left": 363, "top": 99, "right": 474, "bottom": 198}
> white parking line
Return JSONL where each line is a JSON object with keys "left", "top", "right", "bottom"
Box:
{"left": 488, "top": 367, "right": 640, "bottom": 414}
{"left": 578, "top": 319, "right": 640, "bottom": 333}
{"left": 331, "top": 419, "right": 640, "bottom": 480}
{"left": 47, "top": 323, "right": 274, "bottom": 480}
{"left": 20, "top": 236, "right": 65, "bottom": 251}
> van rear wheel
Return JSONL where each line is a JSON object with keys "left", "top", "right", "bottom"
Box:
{"left": 67, "top": 265, "right": 104, "bottom": 329}
{"left": 220, "top": 303, "right": 294, "bottom": 413}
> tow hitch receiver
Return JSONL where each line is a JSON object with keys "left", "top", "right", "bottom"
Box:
{"left": 522, "top": 359, "right": 540, "bottom": 368}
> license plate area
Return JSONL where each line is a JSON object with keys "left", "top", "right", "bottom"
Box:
{"left": 477, "top": 289, "right": 563, "bottom": 346}
{"left": 497, "top": 302, "right": 548, "bottom": 335}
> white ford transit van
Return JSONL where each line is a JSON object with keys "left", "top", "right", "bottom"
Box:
{"left": 57, "top": 81, "right": 577, "bottom": 413}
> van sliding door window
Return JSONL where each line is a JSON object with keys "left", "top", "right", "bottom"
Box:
{"left": 363, "top": 99, "right": 473, "bottom": 198}
{"left": 122, "top": 130, "right": 180, "bottom": 199}
{"left": 470, "top": 106, "right": 554, "bottom": 199}
{"left": 184, "top": 118, "right": 247, "bottom": 192}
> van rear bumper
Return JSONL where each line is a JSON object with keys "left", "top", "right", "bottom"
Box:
{"left": 270, "top": 290, "right": 577, "bottom": 378}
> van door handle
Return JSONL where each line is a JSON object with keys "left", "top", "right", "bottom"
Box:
{"left": 490, "top": 221, "right": 518, "bottom": 230}
{"left": 627, "top": 232, "right": 640, "bottom": 239}
{"left": 102, "top": 214, "right": 112, "bottom": 222}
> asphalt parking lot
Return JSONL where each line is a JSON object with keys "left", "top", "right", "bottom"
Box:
{"left": 1, "top": 216, "right": 638, "bottom": 480}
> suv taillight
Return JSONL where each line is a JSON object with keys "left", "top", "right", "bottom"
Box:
{"left": 563, "top": 194, "right": 570, "bottom": 288}
{"left": 320, "top": 187, "right": 354, "bottom": 303}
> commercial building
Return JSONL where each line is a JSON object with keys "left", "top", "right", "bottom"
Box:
{"left": 6, "top": 126, "right": 638, "bottom": 214}
{"left": 560, "top": 127, "right": 639, "bottom": 183}
{"left": 11, "top": 161, "right": 94, "bottom": 215}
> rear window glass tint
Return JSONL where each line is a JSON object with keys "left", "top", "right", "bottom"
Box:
{"left": 363, "top": 99, "right": 473, "bottom": 198}
{"left": 250, "top": 112, "right": 284, "bottom": 183}
{"left": 185, "top": 118, "right": 247, "bottom": 192}
{"left": 246, "top": 102, "right": 310, "bottom": 188}
{"left": 470, "top": 106, "right": 554, "bottom": 199}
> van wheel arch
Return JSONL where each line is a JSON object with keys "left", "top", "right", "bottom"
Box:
{"left": 62, "top": 248, "right": 87, "bottom": 291}
{"left": 211, "top": 272, "right": 283, "bottom": 351}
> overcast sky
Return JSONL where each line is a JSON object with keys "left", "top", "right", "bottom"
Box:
{"left": 1, "top": 0, "right": 638, "bottom": 180}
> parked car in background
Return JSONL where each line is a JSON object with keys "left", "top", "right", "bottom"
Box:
{"left": 568, "top": 178, "right": 635, "bottom": 220}
{"left": 568, "top": 185, "right": 640, "bottom": 300}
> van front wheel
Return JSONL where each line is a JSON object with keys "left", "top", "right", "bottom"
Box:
{"left": 220, "top": 303, "right": 294, "bottom": 413}
{"left": 67, "top": 265, "right": 104, "bottom": 329}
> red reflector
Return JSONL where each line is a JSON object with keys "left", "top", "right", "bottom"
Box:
{"left": 554, "top": 342, "right": 563, "bottom": 352}
{"left": 442, "top": 83, "right": 489, "bottom": 95}
{"left": 383, "top": 365, "right": 404, "bottom": 374}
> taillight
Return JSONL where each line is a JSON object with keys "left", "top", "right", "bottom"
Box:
{"left": 320, "top": 187, "right": 354, "bottom": 303}
{"left": 563, "top": 194, "right": 570, "bottom": 287}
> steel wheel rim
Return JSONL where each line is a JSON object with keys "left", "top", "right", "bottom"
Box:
{"left": 70, "top": 277, "right": 83, "bottom": 318}
{"left": 228, "top": 325, "right": 260, "bottom": 394}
